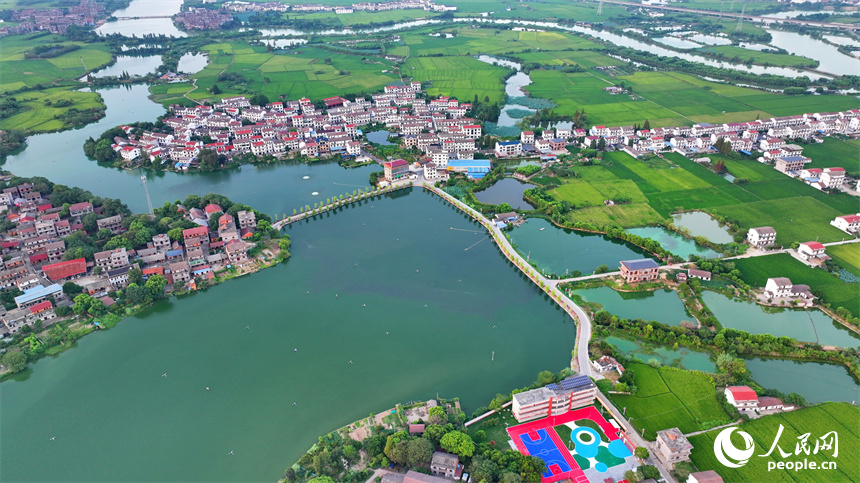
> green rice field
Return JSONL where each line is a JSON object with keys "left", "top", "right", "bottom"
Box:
{"left": 404, "top": 55, "right": 509, "bottom": 104}
{"left": 0, "top": 35, "right": 112, "bottom": 93}
{"left": 0, "top": 87, "right": 103, "bottom": 131}
{"left": 688, "top": 402, "right": 860, "bottom": 483}
{"left": 608, "top": 363, "right": 731, "bottom": 440}
{"left": 800, "top": 138, "right": 860, "bottom": 176}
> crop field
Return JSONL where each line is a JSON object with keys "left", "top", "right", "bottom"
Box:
{"left": 287, "top": 9, "right": 435, "bottom": 26}
{"left": 689, "top": 402, "right": 860, "bottom": 483}
{"left": 527, "top": 69, "right": 858, "bottom": 128}
{"left": 827, "top": 244, "right": 860, "bottom": 276}
{"left": 0, "top": 87, "right": 103, "bottom": 131}
{"left": 163, "top": 43, "right": 398, "bottom": 106}
{"left": 696, "top": 45, "right": 818, "bottom": 68}
{"left": 733, "top": 254, "right": 858, "bottom": 317}
{"left": 404, "top": 55, "right": 509, "bottom": 104}
{"left": 515, "top": 50, "right": 623, "bottom": 69}
{"left": 608, "top": 363, "right": 730, "bottom": 440}
{"left": 800, "top": 138, "right": 860, "bottom": 176}
{"left": 0, "top": 35, "right": 112, "bottom": 93}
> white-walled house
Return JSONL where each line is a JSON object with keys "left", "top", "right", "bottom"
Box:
{"left": 797, "top": 241, "right": 826, "bottom": 260}
{"left": 831, "top": 214, "right": 860, "bottom": 234}
{"left": 747, "top": 226, "right": 776, "bottom": 247}
{"left": 765, "top": 277, "right": 793, "bottom": 297}
{"left": 725, "top": 386, "right": 758, "bottom": 409}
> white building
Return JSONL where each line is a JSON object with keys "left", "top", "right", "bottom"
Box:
{"left": 747, "top": 226, "right": 776, "bottom": 247}
{"left": 725, "top": 386, "right": 759, "bottom": 409}
{"left": 764, "top": 277, "right": 793, "bottom": 298}
{"left": 511, "top": 374, "right": 596, "bottom": 422}
{"left": 831, "top": 214, "right": 860, "bottom": 234}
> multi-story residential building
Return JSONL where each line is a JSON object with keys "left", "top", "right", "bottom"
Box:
{"left": 747, "top": 227, "right": 776, "bottom": 247}
{"left": 619, "top": 259, "right": 659, "bottom": 283}
{"left": 96, "top": 215, "right": 123, "bottom": 234}
{"left": 655, "top": 428, "right": 693, "bottom": 467}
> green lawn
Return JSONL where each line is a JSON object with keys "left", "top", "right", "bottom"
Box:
{"left": 688, "top": 403, "right": 860, "bottom": 483}
{"left": 608, "top": 363, "right": 731, "bottom": 440}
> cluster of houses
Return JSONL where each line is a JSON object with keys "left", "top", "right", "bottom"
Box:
{"left": 492, "top": 129, "right": 573, "bottom": 161}
{"left": 0, "top": 0, "right": 102, "bottom": 36}
{"left": 0, "top": 182, "right": 258, "bottom": 337}
{"left": 111, "top": 83, "right": 487, "bottom": 172}
{"left": 173, "top": 8, "right": 234, "bottom": 30}
{"left": 381, "top": 451, "right": 464, "bottom": 483}
{"left": 268, "top": 0, "right": 457, "bottom": 14}
{"left": 578, "top": 109, "right": 859, "bottom": 189}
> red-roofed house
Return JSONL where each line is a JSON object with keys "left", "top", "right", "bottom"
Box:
{"left": 37, "top": 203, "right": 52, "bottom": 212}
{"left": 42, "top": 258, "right": 87, "bottom": 282}
{"left": 182, "top": 226, "right": 209, "bottom": 249}
{"left": 831, "top": 214, "right": 860, "bottom": 234}
{"left": 29, "top": 252, "right": 48, "bottom": 265}
{"left": 69, "top": 201, "right": 94, "bottom": 218}
{"left": 797, "top": 241, "right": 826, "bottom": 261}
{"left": 142, "top": 266, "right": 165, "bottom": 279}
{"left": 29, "top": 300, "right": 53, "bottom": 315}
{"left": 204, "top": 204, "right": 223, "bottom": 219}
{"left": 409, "top": 424, "right": 425, "bottom": 435}
{"left": 383, "top": 159, "right": 409, "bottom": 180}
{"left": 725, "top": 386, "right": 758, "bottom": 409}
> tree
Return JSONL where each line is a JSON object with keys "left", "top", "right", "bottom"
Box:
{"left": 406, "top": 437, "right": 434, "bottom": 467}
{"left": 643, "top": 119, "right": 651, "bottom": 130}
{"left": 1, "top": 350, "right": 27, "bottom": 373}
{"left": 623, "top": 469, "right": 640, "bottom": 482}
{"left": 423, "top": 424, "right": 450, "bottom": 445}
{"left": 88, "top": 299, "right": 107, "bottom": 317}
{"left": 128, "top": 268, "right": 144, "bottom": 286}
{"left": 250, "top": 93, "right": 269, "bottom": 106}
{"left": 440, "top": 431, "right": 474, "bottom": 458}
{"left": 198, "top": 148, "right": 220, "bottom": 171}
{"left": 168, "top": 227, "right": 183, "bottom": 241}
{"left": 307, "top": 476, "right": 335, "bottom": 483}
{"left": 145, "top": 274, "right": 168, "bottom": 300}
{"left": 634, "top": 446, "right": 649, "bottom": 459}
{"left": 428, "top": 406, "right": 447, "bottom": 425}
{"left": 73, "top": 293, "right": 94, "bottom": 316}
{"left": 62, "top": 282, "right": 83, "bottom": 295}
{"left": 537, "top": 370, "right": 555, "bottom": 386}
{"left": 637, "top": 465, "right": 660, "bottom": 480}
{"left": 211, "top": 84, "right": 221, "bottom": 95}
{"left": 594, "top": 264, "right": 609, "bottom": 274}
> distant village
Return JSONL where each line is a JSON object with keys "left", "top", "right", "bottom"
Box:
{"left": 0, "top": 181, "right": 267, "bottom": 338}
{"left": 0, "top": 0, "right": 103, "bottom": 36}
{"left": 223, "top": 0, "right": 457, "bottom": 15}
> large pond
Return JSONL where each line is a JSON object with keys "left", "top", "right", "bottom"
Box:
{"left": 177, "top": 52, "right": 208, "bottom": 74}
{"left": 96, "top": 0, "right": 187, "bottom": 37}
{"left": 626, "top": 226, "right": 722, "bottom": 260}
{"left": 474, "top": 177, "right": 535, "bottom": 209}
{"left": 766, "top": 29, "right": 860, "bottom": 76}
{"left": 702, "top": 291, "right": 860, "bottom": 348}
{"left": 1, "top": 84, "right": 377, "bottom": 216}
{"left": 88, "top": 55, "right": 162, "bottom": 79}
{"left": 745, "top": 358, "right": 860, "bottom": 404}
{"left": 671, "top": 211, "right": 734, "bottom": 244}
{"left": 574, "top": 287, "right": 694, "bottom": 327}
{"left": 0, "top": 191, "right": 577, "bottom": 482}
{"left": 603, "top": 336, "right": 716, "bottom": 372}
{"left": 509, "top": 218, "right": 647, "bottom": 276}
{"left": 366, "top": 130, "right": 395, "bottom": 146}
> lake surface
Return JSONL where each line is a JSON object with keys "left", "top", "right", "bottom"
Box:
{"left": 0, "top": 191, "right": 577, "bottom": 482}
{"left": 687, "top": 34, "right": 732, "bottom": 46}
{"left": 474, "top": 177, "right": 535, "bottom": 209}
{"left": 766, "top": 29, "right": 860, "bottom": 76}
{"left": 177, "top": 52, "right": 208, "bottom": 74}
{"left": 97, "top": 0, "right": 187, "bottom": 37}
{"left": 671, "top": 211, "right": 734, "bottom": 244}
{"left": 88, "top": 55, "right": 162, "bottom": 78}
{"left": 574, "top": 287, "right": 694, "bottom": 326}
{"left": 745, "top": 358, "right": 860, "bottom": 404}
{"left": 823, "top": 35, "right": 860, "bottom": 48}
{"left": 509, "top": 218, "right": 646, "bottom": 276}
{"left": 475, "top": 56, "right": 531, "bottom": 129}
{"left": 367, "top": 130, "right": 395, "bottom": 145}
{"left": 626, "top": 226, "right": 722, "bottom": 260}
{"left": 702, "top": 291, "right": 860, "bottom": 348}
{"left": 2, "top": 84, "right": 377, "bottom": 216}
{"left": 604, "top": 336, "right": 716, "bottom": 372}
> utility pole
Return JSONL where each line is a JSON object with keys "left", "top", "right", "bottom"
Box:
{"left": 141, "top": 175, "right": 154, "bottom": 217}
{"left": 736, "top": 4, "right": 747, "bottom": 32}
{"left": 597, "top": 0, "right": 603, "bottom": 16}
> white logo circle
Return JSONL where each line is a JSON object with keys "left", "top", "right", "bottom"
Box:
{"left": 714, "top": 427, "right": 755, "bottom": 468}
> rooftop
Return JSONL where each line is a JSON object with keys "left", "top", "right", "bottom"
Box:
{"left": 620, "top": 259, "right": 659, "bottom": 271}
{"left": 656, "top": 428, "right": 693, "bottom": 453}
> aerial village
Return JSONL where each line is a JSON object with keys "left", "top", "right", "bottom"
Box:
{"left": 0, "top": 182, "right": 268, "bottom": 337}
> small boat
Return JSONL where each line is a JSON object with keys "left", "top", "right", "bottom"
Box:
{"left": 539, "top": 227, "right": 546, "bottom": 231}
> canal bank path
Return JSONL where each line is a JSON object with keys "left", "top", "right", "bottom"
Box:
{"left": 421, "top": 183, "right": 600, "bottom": 379}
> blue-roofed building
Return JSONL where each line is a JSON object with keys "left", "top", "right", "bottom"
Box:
{"left": 14, "top": 284, "right": 63, "bottom": 309}
{"left": 511, "top": 373, "right": 597, "bottom": 422}
{"left": 620, "top": 258, "right": 659, "bottom": 283}
{"left": 447, "top": 160, "right": 491, "bottom": 179}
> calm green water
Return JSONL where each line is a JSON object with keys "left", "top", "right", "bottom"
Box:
{"left": 672, "top": 212, "right": 734, "bottom": 244}
{"left": 509, "top": 218, "right": 646, "bottom": 276}
{"left": 574, "top": 287, "right": 693, "bottom": 327}
{"left": 2, "top": 84, "right": 377, "bottom": 216}
{"left": 745, "top": 358, "right": 860, "bottom": 404}
{"left": 0, "top": 191, "right": 576, "bottom": 482}
{"left": 626, "top": 227, "right": 721, "bottom": 260}
{"left": 604, "top": 336, "right": 716, "bottom": 372}
{"left": 474, "top": 178, "right": 535, "bottom": 209}
{"left": 90, "top": 55, "right": 162, "bottom": 78}
{"left": 702, "top": 291, "right": 860, "bottom": 348}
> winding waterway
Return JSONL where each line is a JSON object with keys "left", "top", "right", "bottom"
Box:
{"left": 0, "top": 191, "right": 577, "bottom": 482}
{"left": 97, "top": 0, "right": 187, "bottom": 37}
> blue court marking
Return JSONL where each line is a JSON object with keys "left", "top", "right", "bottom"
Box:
{"left": 608, "top": 439, "right": 632, "bottom": 458}
{"left": 519, "top": 430, "right": 572, "bottom": 477}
